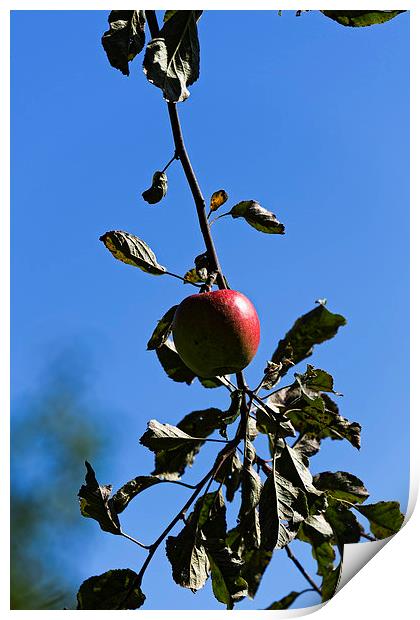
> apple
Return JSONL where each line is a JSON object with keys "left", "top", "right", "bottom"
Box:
{"left": 172, "top": 289, "right": 260, "bottom": 378}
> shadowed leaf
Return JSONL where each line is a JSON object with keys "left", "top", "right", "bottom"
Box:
{"left": 325, "top": 500, "right": 362, "bottom": 544}
{"left": 313, "top": 471, "right": 369, "bottom": 504}
{"left": 143, "top": 10, "right": 202, "bottom": 102}
{"left": 229, "top": 200, "right": 285, "bottom": 234}
{"left": 147, "top": 305, "right": 178, "bottom": 350}
{"left": 112, "top": 476, "right": 163, "bottom": 513}
{"left": 321, "top": 10, "right": 405, "bottom": 27}
{"left": 102, "top": 11, "right": 146, "bottom": 75}
{"left": 166, "top": 491, "right": 226, "bottom": 591}
{"left": 77, "top": 568, "right": 145, "bottom": 609}
{"left": 78, "top": 461, "right": 121, "bottom": 534}
{"left": 266, "top": 590, "right": 303, "bottom": 610}
{"left": 271, "top": 303, "right": 346, "bottom": 371}
{"left": 210, "top": 189, "right": 228, "bottom": 213}
{"left": 142, "top": 171, "right": 168, "bottom": 204}
{"left": 155, "top": 340, "right": 197, "bottom": 384}
{"left": 140, "top": 419, "right": 202, "bottom": 452}
{"left": 100, "top": 230, "right": 166, "bottom": 275}
{"left": 355, "top": 501, "right": 404, "bottom": 539}
{"left": 204, "top": 541, "right": 248, "bottom": 609}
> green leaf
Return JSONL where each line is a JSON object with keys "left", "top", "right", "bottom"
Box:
{"left": 321, "top": 10, "right": 405, "bottom": 28}
{"left": 313, "top": 541, "right": 336, "bottom": 578}
{"left": 271, "top": 386, "right": 361, "bottom": 449}
{"left": 149, "top": 408, "right": 228, "bottom": 480}
{"left": 229, "top": 200, "right": 285, "bottom": 234}
{"left": 143, "top": 10, "right": 202, "bottom": 102}
{"left": 255, "top": 400, "right": 296, "bottom": 440}
{"left": 101, "top": 11, "right": 146, "bottom": 76}
{"left": 147, "top": 305, "right": 178, "bottom": 350}
{"left": 313, "top": 471, "right": 369, "bottom": 504}
{"left": 259, "top": 466, "right": 308, "bottom": 551}
{"left": 321, "top": 560, "right": 342, "bottom": 602}
{"left": 77, "top": 568, "right": 145, "bottom": 610}
{"left": 99, "top": 230, "right": 166, "bottom": 275}
{"left": 271, "top": 303, "right": 346, "bottom": 371}
{"left": 355, "top": 501, "right": 404, "bottom": 539}
{"left": 140, "top": 419, "right": 202, "bottom": 452}
{"left": 237, "top": 439, "right": 262, "bottom": 547}
{"left": 275, "top": 443, "right": 322, "bottom": 496}
{"left": 112, "top": 476, "right": 163, "bottom": 513}
{"left": 266, "top": 590, "right": 303, "bottom": 610}
{"left": 78, "top": 461, "right": 121, "bottom": 535}
{"left": 164, "top": 11, "right": 178, "bottom": 22}
{"left": 155, "top": 340, "right": 197, "bottom": 384}
{"left": 297, "top": 365, "right": 337, "bottom": 394}
{"left": 166, "top": 491, "right": 226, "bottom": 591}
{"left": 324, "top": 499, "right": 362, "bottom": 544}
{"left": 204, "top": 541, "right": 248, "bottom": 609}
{"left": 142, "top": 171, "right": 168, "bottom": 204}
{"left": 226, "top": 528, "right": 273, "bottom": 599}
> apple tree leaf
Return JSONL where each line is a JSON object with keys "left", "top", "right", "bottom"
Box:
{"left": 354, "top": 501, "right": 404, "bottom": 539}
{"left": 155, "top": 340, "right": 197, "bottom": 384}
{"left": 100, "top": 230, "right": 166, "bottom": 275}
{"left": 77, "top": 568, "right": 145, "bottom": 610}
{"left": 271, "top": 303, "right": 346, "bottom": 371}
{"left": 112, "top": 476, "right": 163, "bottom": 513}
{"left": 204, "top": 540, "right": 248, "bottom": 609}
{"left": 313, "top": 471, "right": 369, "bottom": 504}
{"left": 266, "top": 590, "right": 305, "bottom": 610}
{"left": 321, "top": 10, "right": 405, "bottom": 28}
{"left": 78, "top": 461, "right": 121, "bottom": 534}
{"left": 142, "top": 171, "right": 168, "bottom": 204}
{"left": 140, "top": 419, "right": 203, "bottom": 453}
{"left": 143, "top": 10, "right": 202, "bottom": 102}
{"left": 166, "top": 490, "right": 226, "bottom": 591}
{"left": 101, "top": 11, "right": 146, "bottom": 76}
{"left": 147, "top": 305, "right": 178, "bottom": 350}
{"left": 228, "top": 200, "right": 285, "bottom": 234}
{"left": 210, "top": 189, "right": 228, "bottom": 213}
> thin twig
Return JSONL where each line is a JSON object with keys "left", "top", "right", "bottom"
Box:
{"left": 165, "top": 271, "right": 201, "bottom": 287}
{"left": 162, "top": 151, "right": 179, "bottom": 172}
{"left": 285, "top": 545, "right": 322, "bottom": 596}
{"left": 120, "top": 531, "right": 149, "bottom": 550}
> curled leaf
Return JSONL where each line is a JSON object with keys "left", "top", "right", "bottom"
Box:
{"left": 143, "top": 10, "right": 202, "bottom": 102}
{"left": 210, "top": 189, "right": 228, "bottom": 213}
{"left": 147, "top": 305, "right": 178, "bottom": 350}
{"left": 77, "top": 568, "right": 145, "bottom": 610}
{"left": 142, "top": 171, "right": 168, "bottom": 204}
{"left": 100, "top": 230, "right": 166, "bottom": 275}
{"left": 101, "top": 11, "right": 146, "bottom": 76}
{"left": 229, "top": 200, "right": 285, "bottom": 234}
{"left": 78, "top": 461, "right": 121, "bottom": 534}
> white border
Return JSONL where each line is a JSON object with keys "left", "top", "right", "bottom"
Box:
{"left": 2, "top": 2, "right": 416, "bottom": 618}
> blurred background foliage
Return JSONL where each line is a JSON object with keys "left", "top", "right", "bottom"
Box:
{"left": 10, "top": 349, "right": 109, "bottom": 609}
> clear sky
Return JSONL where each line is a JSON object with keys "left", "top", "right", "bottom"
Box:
{"left": 11, "top": 9, "right": 409, "bottom": 610}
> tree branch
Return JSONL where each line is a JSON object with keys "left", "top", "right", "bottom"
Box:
{"left": 285, "top": 545, "right": 322, "bottom": 596}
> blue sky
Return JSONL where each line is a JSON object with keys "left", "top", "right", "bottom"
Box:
{"left": 11, "top": 10, "right": 409, "bottom": 610}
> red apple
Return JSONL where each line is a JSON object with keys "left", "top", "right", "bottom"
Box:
{"left": 172, "top": 289, "right": 260, "bottom": 378}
